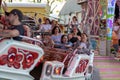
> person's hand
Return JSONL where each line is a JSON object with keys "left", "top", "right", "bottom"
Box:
{"left": 77, "top": 46, "right": 82, "bottom": 49}
{"left": 2, "top": 1, "right": 8, "bottom": 12}
{"left": 69, "top": 48, "right": 73, "bottom": 51}
{"left": 65, "top": 45, "right": 71, "bottom": 48}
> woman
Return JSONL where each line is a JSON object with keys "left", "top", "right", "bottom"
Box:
{"left": 51, "top": 26, "right": 63, "bottom": 48}
{"left": 71, "top": 16, "right": 79, "bottom": 28}
{"left": 116, "top": 18, "right": 120, "bottom": 49}
{"left": 69, "top": 26, "right": 81, "bottom": 43}
{"left": 113, "top": 19, "right": 119, "bottom": 33}
{"left": 41, "top": 18, "right": 52, "bottom": 32}
{"left": 113, "top": 19, "right": 120, "bottom": 53}
{"left": 112, "top": 30, "right": 119, "bottom": 56}
{"left": 51, "top": 20, "right": 58, "bottom": 29}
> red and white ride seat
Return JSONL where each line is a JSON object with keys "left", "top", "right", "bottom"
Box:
{"left": 40, "top": 49, "right": 94, "bottom": 80}
{"left": 0, "top": 39, "right": 44, "bottom": 80}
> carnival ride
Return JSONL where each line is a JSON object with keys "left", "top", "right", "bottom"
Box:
{"left": 0, "top": 10, "right": 94, "bottom": 80}
{"left": 0, "top": 34, "right": 94, "bottom": 80}
{"left": 0, "top": 38, "right": 44, "bottom": 80}
{"left": 0, "top": 1, "right": 94, "bottom": 79}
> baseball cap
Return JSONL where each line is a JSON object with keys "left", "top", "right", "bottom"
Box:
{"left": 9, "top": 9, "right": 23, "bottom": 22}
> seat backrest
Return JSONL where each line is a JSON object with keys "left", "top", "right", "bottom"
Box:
{"left": 0, "top": 39, "right": 44, "bottom": 72}
{"left": 64, "top": 53, "right": 91, "bottom": 77}
{"left": 43, "top": 47, "right": 69, "bottom": 62}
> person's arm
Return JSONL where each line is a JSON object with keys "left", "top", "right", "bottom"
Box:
{"left": 64, "top": 42, "right": 73, "bottom": 48}
{"left": 0, "top": 29, "right": 19, "bottom": 38}
{"left": 0, "top": 23, "right": 4, "bottom": 29}
{"left": 23, "top": 25, "right": 31, "bottom": 37}
{"left": 2, "top": 1, "right": 9, "bottom": 16}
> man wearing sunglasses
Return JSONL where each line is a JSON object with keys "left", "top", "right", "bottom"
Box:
{"left": 0, "top": 5, "right": 25, "bottom": 41}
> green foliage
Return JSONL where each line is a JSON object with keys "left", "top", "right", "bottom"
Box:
{"left": 107, "top": 36, "right": 112, "bottom": 40}
{"left": 107, "top": 14, "right": 114, "bottom": 18}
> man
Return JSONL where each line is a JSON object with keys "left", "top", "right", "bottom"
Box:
{"left": 0, "top": 9, "right": 25, "bottom": 41}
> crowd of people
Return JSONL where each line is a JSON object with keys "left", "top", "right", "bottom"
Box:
{"left": 0, "top": 1, "right": 91, "bottom": 51}
{"left": 34, "top": 16, "right": 90, "bottom": 50}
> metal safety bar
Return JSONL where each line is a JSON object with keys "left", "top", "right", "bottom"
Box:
{"left": 19, "top": 35, "right": 44, "bottom": 46}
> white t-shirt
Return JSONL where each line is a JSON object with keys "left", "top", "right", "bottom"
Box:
{"left": 41, "top": 24, "right": 52, "bottom": 32}
{"left": 51, "top": 33, "right": 62, "bottom": 43}
{"left": 80, "top": 42, "right": 87, "bottom": 49}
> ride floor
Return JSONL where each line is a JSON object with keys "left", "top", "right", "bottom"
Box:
{"left": 94, "top": 53, "right": 120, "bottom": 80}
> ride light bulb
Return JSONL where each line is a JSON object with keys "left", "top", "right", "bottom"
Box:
{"left": 26, "top": 54, "right": 33, "bottom": 63}
{"left": 54, "top": 67, "right": 61, "bottom": 75}
{"left": 8, "top": 53, "right": 16, "bottom": 62}
{"left": 46, "top": 65, "right": 52, "bottom": 76}
{"left": 55, "top": 69, "right": 60, "bottom": 74}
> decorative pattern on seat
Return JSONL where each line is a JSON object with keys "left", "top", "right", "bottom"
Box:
{"left": 19, "top": 48, "right": 38, "bottom": 69}
{"left": 0, "top": 47, "right": 23, "bottom": 69}
{"left": 0, "top": 47, "right": 39, "bottom": 69}
{"left": 75, "top": 59, "right": 89, "bottom": 73}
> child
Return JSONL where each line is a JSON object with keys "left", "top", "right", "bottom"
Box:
{"left": 77, "top": 33, "right": 90, "bottom": 55}
{"left": 78, "top": 33, "right": 89, "bottom": 49}
{"left": 59, "top": 34, "right": 72, "bottom": 50}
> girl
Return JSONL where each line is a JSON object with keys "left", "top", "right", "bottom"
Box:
{"left": 60, "top": 35, "right": 72, "bottom": 50}
{"left": 78, "top": 33, "right": 89, "bottom": 49}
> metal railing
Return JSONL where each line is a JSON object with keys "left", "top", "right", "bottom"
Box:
{"left": 19, "top": 35, "right": 44, "bottom": 46}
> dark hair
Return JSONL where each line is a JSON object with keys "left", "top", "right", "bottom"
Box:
{"left": 72, "top": 16, "right": 78, "bottom": 21}
{"left": 51, "top": 20, "right": 57, "bottom": 25}
{"left": 45, "top": 18, "right": 51, "bottom": 24}
{"left": 81, "top": 33, "right": 88, "bottom": 42}
{"left": 71, "top": 27, "right": 81, "bottom": 36}
{"left": 61, "top": 34, "right": 68, "bottom": 43}
{"left": 38, "top": 18, "right": 42, "bottom": 23}
{"left": 115, "top": 3, "right": 119, "bottom": 19}
{"left": 82, "top": 33, "right": 88, "bottom": 37}
{"left": 51, "top": 26, "right": 61, "bottom": 34}
{"left": 9, "top": 9, "right": 23, "bottom": 22}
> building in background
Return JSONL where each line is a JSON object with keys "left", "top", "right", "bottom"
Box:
{"left": 59, "top": 0, "right": 82, "bottom": 25}
{"left": 2, "top": 0, "right": 66, "bottom": 19}
{"left": 5, "top": 2, "right": 47, "bottom": 23}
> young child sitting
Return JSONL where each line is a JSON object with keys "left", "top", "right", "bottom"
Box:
{"left": 77, "top": 33, "right": 90, "bottom": 55}
{"left": 59, "top": 34, "right": 72, "bottom": 50}
{"left": 78, "top": 33, "right": 89, "bottom": 49}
